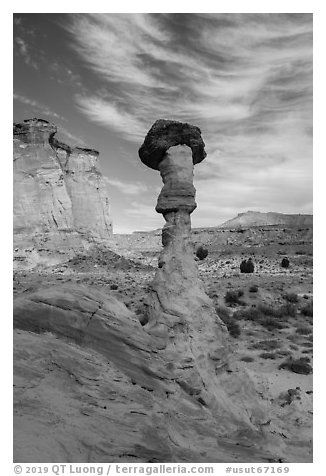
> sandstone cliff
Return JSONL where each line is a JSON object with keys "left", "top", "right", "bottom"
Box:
{"left": 13, "top": 119, "right": 112, "bottom": 259}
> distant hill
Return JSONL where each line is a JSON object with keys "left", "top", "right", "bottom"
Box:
{"left": 218, "top": 211, "right": 313, "bottom": 229}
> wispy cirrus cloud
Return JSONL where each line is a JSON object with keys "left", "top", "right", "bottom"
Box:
{"left": 105, "top": 178, "right": 148, "bottom": 195}
{"left": 56, "top": 126, "right": 87, "bottom": 147}
{"left": 14, "top": 36, "right": 39, "bottom": 69}
{"left": 13, "top": 93, "right": 65, "bottom": 121}
{"left": 75, "top": 95, "right": 145, "bottom": 140}
{"left": 63, "top": 13, "right": 312, "bottom": 227}
{"left": 13, "top": 15, "right": 40, "bottom": 70}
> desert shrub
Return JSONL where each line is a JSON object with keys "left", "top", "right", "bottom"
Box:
{"left": 138, "top": 313, "right": 149, "bottom": 326}
{"left": 226, "top": 321, "right": 241, "bottom": 338}
{"left": 249, "top": 339, "right": 280, "bottom": 351}
{"left": 215, "top": 305, "right": 231, "bottom": 320}
{"left": 287, "top": 334, "right": 301, "bottom": 343}
{"left": 240, "top": 258, "right": 255, "bottom": 274}
{"left": 249, "top": 285, "right": 259, "bottom": 293}
{"left": 257, "top": 304, "right": 280, "bottom": 317}
{"left": 281, "top": 257, "right": 290, "bottom": 268}
{"left": 276, "top": 350, "right": 292, "bottom": 357}
{"left": 233, "top": 307, "right": 262, "bottom": 322}
{"left": 283, "top": 292, "right": 298, "bottom": 303}
{"left": 196, "top": 245, "right": 208, "bottom": 260}
{"left": 234, "top": 305, "right": 290, "bottom": 331}
{"left": 259, "top": 352, "right": 278, "bottom": 360}
{"left": 295, "top": 327, "right": 312, "bottom": 335}
{"left": 301, "top": 301, "right": 313, "bottom": 317}
{"left": 110, "top": 284, "right": 119, "bottom": 290}
{"left": 279, "top": 357, "right": 312, "bottom": 375}
{"left": 240, "top": 356, "right": 254, "bottom": 362}
{"left": 224, "top": 290, "right": 245, "bottom": 306}
{"left": 216, "top": 306, "right": 241, "bottom": 338}
{"left": 259, "top": 317, "right": 285, "bottom": 331}
{"left": 279, "top": 303, "right": 297, "bottom": 317}
{"left": 289, "top": 344, "right": 299, "bottom": 350}
{"left": 257, "top": 303, "right": 296, "bottom": 319}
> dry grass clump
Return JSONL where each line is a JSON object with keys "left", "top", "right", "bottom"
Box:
{"left": 295, "top": 326, "right": 312, "bottom": 335}
{"left": 289, "top": 344, "right": 299, "bottom": 350}
{"left": 215, "top": 306, "right": 241, "bottom": 338}
{"left": 258, "top": 302, "right": 296, "bottom": 318}
{"left": 240, "top": 356, "right": 255, "bottom": 362}
{"left": 301, "top": 300, "right": 313, "bottom": 317}
{"left": 249, "top": 339, "right": 280, "bottom": 351}
{"left": 259, "top": 352, "right": 278, "bottom": 360}
{"left": 233, "top": 302, "right": 296, "bottom": 331}
{"left": 283, "top": 292, "right": 299, "bottom": 303}
{"left": 276, "top": 350, "right": 292, "bottom": 357}
{"left": 279, "top": 357, "right": 312, "bottom": 375}
{"left": 300, "top": 342, "right": 313, "bottom": 348}
{"left": 224, "top": 290, "right": 245, "bottom": 306}
{"left": 259, "top": 349, "right": 292, "bottom": 360}
{"left": 249, "top": 285, "right": 259, "bottom": 293}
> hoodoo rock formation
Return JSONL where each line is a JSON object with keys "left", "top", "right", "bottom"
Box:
{"left": 138, "top": 120, "right": 272, "bottom": 433}
{"left": 138, "top": 120, "right": 228, "bottom": 353}
{"left": 13, "top": 119, "right": 112, "bottom": 259}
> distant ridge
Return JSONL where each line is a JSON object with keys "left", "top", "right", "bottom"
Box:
{"left": 218, "top": 211, "right": 313, "bottom": 229}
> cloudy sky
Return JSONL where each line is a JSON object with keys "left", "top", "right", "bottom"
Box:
{"left": 13, "top": 13, "right": 313, "bottom": 234}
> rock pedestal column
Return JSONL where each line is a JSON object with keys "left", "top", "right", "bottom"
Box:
{"left": 139, "top": 120, "right": 230, "bottom": 402}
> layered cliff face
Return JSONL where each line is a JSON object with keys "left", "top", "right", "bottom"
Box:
{"left": 13, "top": 119, "right": 112, "bottom": 258}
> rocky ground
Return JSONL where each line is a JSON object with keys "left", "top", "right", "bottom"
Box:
{"left": 13, "top": 224, "right": 313, "bottom": 463}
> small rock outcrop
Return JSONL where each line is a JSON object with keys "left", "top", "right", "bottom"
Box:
{"left": 13, "top": 119, "right": 112, "bottom": 256}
